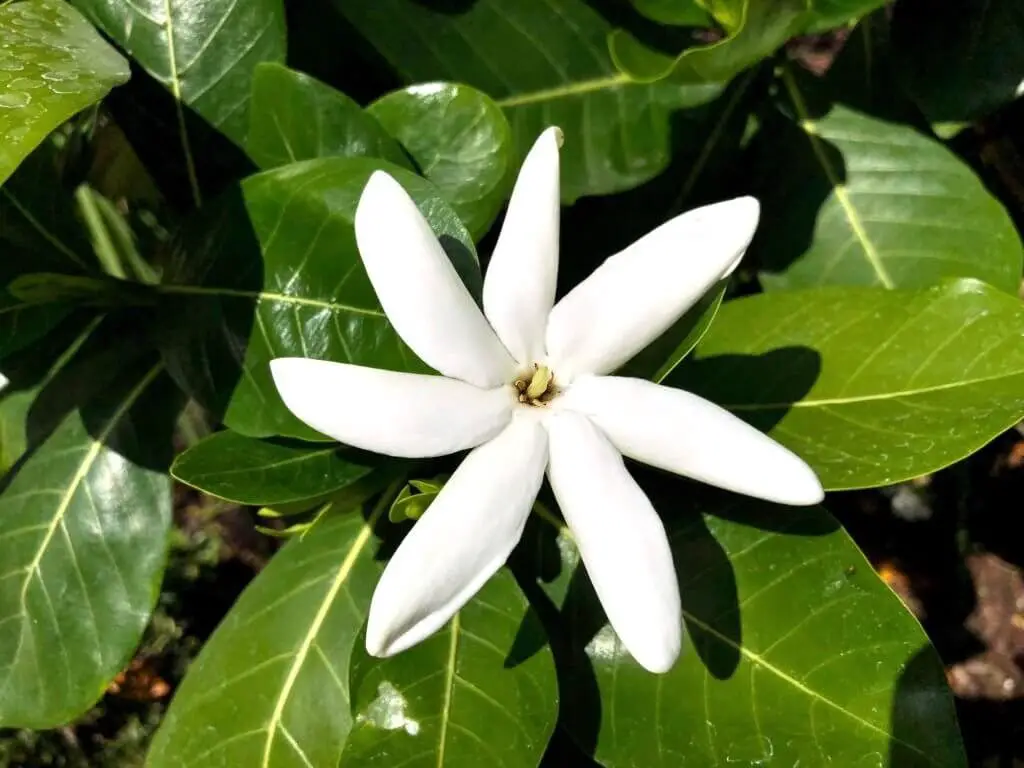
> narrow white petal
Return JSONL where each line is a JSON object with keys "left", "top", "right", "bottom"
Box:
{"left": 546, "top": 411, "right": 681, "bottom": 673}
{"left": 355, "top": 172, "right": 516, "bottom": 387}
{"left": 546, "top": 197, "right": 760, "bottom": 380}
{"left": 366, "top": 415, "right": 548, "bottom": 656}
{"left": 270, "top": 358, "right": 513, "bottom": 457}
{"left": 483, "top": 127, "right": 562, "bottom": 364}
{"left": 562, "top": 376, "right": 824, "bottom": 506}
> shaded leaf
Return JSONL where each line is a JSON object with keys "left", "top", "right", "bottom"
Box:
{"left": 332, "top": 0, "right": 722, "bottom": 203}
{"left": 69, "top": 0, "right": 286, "bottom": 202}
{"left": 171, "top": 429, "right": 388, "bottom": 507}
{"left": 807, "top": 0, "right": 887, "bottom": 32}
{"left": 892, "top": 0, "right": 1024, "bottom": 124}
{"left": 628, "top": 0, "right": 712, "bottom": 26}
{"left": 147, "top": 499, "right": 391, "bottom": 768}
{"left": 369, "top": 83, "right": 513, "bottom": 240}
{"left": 0, "top": 0, "right": 129, "bottom": 186}
{"left": 527, "top": 491, "right": 964, "bottom": 767}
{"left": 608, "top": 0, "right": 809, "bottom": 84}
{"left": 155, "top": 156, "right": 479, "bottom": 441}
{"left": 341, "top": 569, "right": 558, "bottom": 767}
{"left": 675, "top": 279, "right": 1024, "bottom": 490}
{"left": 753, "top": 66, "right": 1022, "bottom": 293}
{"left": 246, "top": 63, "right": 409, "bottom": 171}
{"left": 0, "top": 350, "right": 179, "bottom": 727}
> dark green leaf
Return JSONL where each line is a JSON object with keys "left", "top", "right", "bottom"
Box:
{"left": 147, "top": 499, "right": 391, "bottom": 768}
{"left": 171, "top": 429, "right": 387, "bottom": 507}
{"left": 341, "top": 569, "right": 557, "bottom": 767}
{"left": 753, "top": 66, "right": 1022, "bottom": 293}
{"left": 369, "top": 83, "right": 513, "bottom": 240}
{"left": 69, "top": 0, "right": 286, "bottom": 200}
{"left": 0, "top": 0, "right": 129, "bottom": 186}
{"left": 246, "top": 63, "right": 410, "bottom": 171}
{"left": 675, "top": 279, "right": 1024, "bottom": 490}
{"left": 156, "top": 156, "right": 480, "bottom": 441}
{"left": 807, "top": 0, "right": 887, "bottom": 32}
{"left": 608, "top": 0, "right": 809, "bottom": 84}
{"left": 892, "top": 0, "right": 1024, "bottom": 123}
{"left": 528, "top": 492, "right": 964, "bottom": 766}
{"left": 628, "top": 0, "right": 712, "bottom": 26}
{"left": 0, "top": 352, "right": 179, "bottom": 727}
{"left": 333, "top": 0, "right": 722, "bottom": 203}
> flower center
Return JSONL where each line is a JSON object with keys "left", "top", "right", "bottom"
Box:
{"left": 513, "top": 364, "right": 558, "bottom": 406}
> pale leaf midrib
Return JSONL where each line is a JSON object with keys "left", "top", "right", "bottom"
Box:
{"left": 494, "top": 73, "right": 631, "bottom": 107}
{"left": 721, "top": 367, "right": 1024, "bottom": 411}
{"left": 436, "top": 613, "right": 460, "bottom": 767}
{"left": 158, "top": 283, "right": 385, "bottom": 319}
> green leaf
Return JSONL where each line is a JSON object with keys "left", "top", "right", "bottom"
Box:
{"left": 69, "top": 0, "right": 286, "bottom": 202}
{"left": 674, "top": 279, "right": 1024, "bottom": 490}
{"left": 341, "top": 569, "right": 557, "bottom": 767}
{"left": 628, "top": 0, "right": 713, "bottom": 26}
{"left": 530, "top": 492, "right": 964, "bottom": 766}
{"left": 807, "top": 0, "right": 887, "bottom": 32}
{"left": 147, "top": 498, "right": 392, "bottom": 768}
{"left": 156, "top": 156, "right": 480, "bottom": 441}
{"left": 892, "top": 0, "right": 1024, "bottom": 123}
{"left": 171, "top": 429, "right": 387, "bottom": 507}
{"left": 0, "top": 0, "right": 129, "bottom": 186}
{"left": 369, "top": 83, "right": 514, "bottom": 240}
{"left": 246, "top": 63, "right": 410, "bottom": 171}
{"left": 753, "top": 66, "right": 1022, "bottom": 293}
{"left": 333, "top": 0, "right": 722, "bottom": 203}
{"left": 387, "top": 481, "right": 440, "bottom": 523}
{"left": 608, "top": 0, "right": 809, "bottom": 84}
{"left": 0, "top": 352, "right": 179, "bottom": 727}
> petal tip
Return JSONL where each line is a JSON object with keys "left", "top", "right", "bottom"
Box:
{"left": 546, "top": 125, "right": 564, "bottom": 148}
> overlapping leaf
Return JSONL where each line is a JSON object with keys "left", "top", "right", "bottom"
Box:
{"left": 0, "top": 0, "right": 129, "bottom": 187}
{"left": 246, "top": 63, "right": 409, "bottom": 171}
{"left": 333, "top": 0, "right": 721, "bottom": 203}
{"left": 608, "top": 0, "right": 809, "bottom": 84}
{"left": 526, "top": 493, "right": 964, "bottom": 767}
{"left": 753, "top": 67, "right": 1022, "bottom": 293}
{"left": 69, "top": 0, "right": 286, "bottom": 203}
{"left": 171, "top": 429, "right": 389, "bottom": 507}
{"left": 147, "top": 502, "right": 389, "bottom": 768}
{"left": 369, "top": 83, "right": 513, "bottom": 240}
{"left": 674, "top": 279, "right": 1024, "bottom": 490}
{"left": 0, "top": 338, "right": 178, "bottom": 727}
{"left": 341, "top": 569, "right": 557, "bottom": 767}
{"left": 156, "top": 157, "right": 479, "bottom": 440}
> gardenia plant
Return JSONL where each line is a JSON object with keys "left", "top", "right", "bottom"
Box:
{"left": 269, "top": 127, "right": 824, "bottom": 673}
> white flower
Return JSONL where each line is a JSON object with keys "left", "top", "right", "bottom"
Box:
{"left": 269, "top": 127, "right": 824, "bottom": 674}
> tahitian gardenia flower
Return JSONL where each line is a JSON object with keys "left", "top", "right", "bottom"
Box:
{"left": 269, "top": 127, "right": 824, "bottom": 674}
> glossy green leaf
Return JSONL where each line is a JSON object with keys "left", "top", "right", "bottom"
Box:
{"left": 156, "top": 156, "right": 479, "bottom": 441}
{"left": 369, "top": 83, "right": 513, "bottom": 240}
{"left": 0, "top": 0, "right": 129, "bottom": 187}
{"left": 807, "top": 0, "right": 887, "bottom": 32}
{"left": 674, "top": 279, "right": 1024, "bottom": 490}
{"left": 147, "top": 499, "right": 391, "bottom": 768}
{"left": 529, "top": 491, "right": 964, "bottom": 766}
{"left": 341, "top": 569, "right": 557, "bottom": 766}
{"left": 171, "top": 429, "right": 389, "bottom": 507}
{"left": 753, "top": 67, "right": 1022, "bottom": 293}
{"left": 608, "top": 0, "right": 809, "bottom": 84}
{"left": 333, "top": 0, "right": 722, "bottom": 203}
{"left": 892, "top": 0, "right": 1024, "bottom": 123}
{"left": 246, "top": 63, "right": 410, "bottom": 171}
{"left": 387, "top": 478, "right": 442, "bottom": 523}
{"left": 629, "top": 0, "right": 712, "bottom": 26}
{"left": 69, "top": 0, "right": 285, "bottom": 201}
{"left": 0, "top": 351, "right": 178, "bottom": 727}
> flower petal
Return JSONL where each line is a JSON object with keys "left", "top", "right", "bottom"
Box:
{"left": 562, "top": 375, "right": 824, "bottom": 506}
{"left": 270, "top": 358, "right": 513, "bottom": 457}
{"left": 545, "top": 197, "right": 760, "bottom": 380}
{"left": 483, "top": 127, "right": 562, "bottom": 364}
{"left": 546, "top": 411, "right": 681, "bottom": 673}
{"left": 355, "top": 171, "right": 516, "bottom": 387}
{"left": 366, "top": 414, "right": 548, "bottom": 657}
